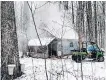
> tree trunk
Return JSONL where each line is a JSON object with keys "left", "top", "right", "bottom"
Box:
{"left": 71, "top": 1, "right": 74, "bottom": 24}
{"left": 1, "top": 1, "right": 22, "bottom": 80}
{"left": 86, "top": 1, "right": 93, "bottom": 41}
{"left": 76, "top": 1, "right": 85, "bottom": 50}
{"left": 102, "top": 1, "right": 105, "bottom": 48}
{"left": 94, "top": 1, "right": 97, "bottom": 43}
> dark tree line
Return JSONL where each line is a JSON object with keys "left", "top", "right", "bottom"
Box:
{"left": 70, "top": 1, "right": 106, "bottom": 48}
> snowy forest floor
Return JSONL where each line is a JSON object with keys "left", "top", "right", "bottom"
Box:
{"left": 15, "top": 55, "right": 106, "bottom": 80}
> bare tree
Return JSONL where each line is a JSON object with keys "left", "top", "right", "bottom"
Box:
{"left": 94, "top": 1, "right": 98, "bottom": 43}
{"left": 86, "top": 1, "right": 93, "bottom": 42}
{"left": 27, "top": 1, "right": 49, "bottom": 80}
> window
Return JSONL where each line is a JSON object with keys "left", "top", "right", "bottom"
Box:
{"left": 29, "top": 46, "right": 35, "bottom": 52}
{"left": 70, "top": 42, "right": 73, "bottom": 47}
{"left": 37, "top": 46, "right": 47, "bottom": 53}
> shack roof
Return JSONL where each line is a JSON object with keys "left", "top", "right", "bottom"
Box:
{"left": 28, "top": 37, "right": 55, "bottom": 46}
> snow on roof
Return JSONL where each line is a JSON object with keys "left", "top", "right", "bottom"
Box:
{"left": 28, "top": 37, "right": 55, "bottom": 46}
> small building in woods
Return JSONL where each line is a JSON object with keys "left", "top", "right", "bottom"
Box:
{"left": 28, "top": 37, "right": 79, "bottom": 58}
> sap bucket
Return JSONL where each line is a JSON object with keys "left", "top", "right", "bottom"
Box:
{"left": 21, "top": 63, "right": 25, "bottom": 73}
{"left": 8, "top": 64, "right": 16, "bottom": 75}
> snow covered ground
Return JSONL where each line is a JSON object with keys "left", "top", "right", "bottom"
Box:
{"left": 15, "top": 55, "right": 106, "bottom": 80}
